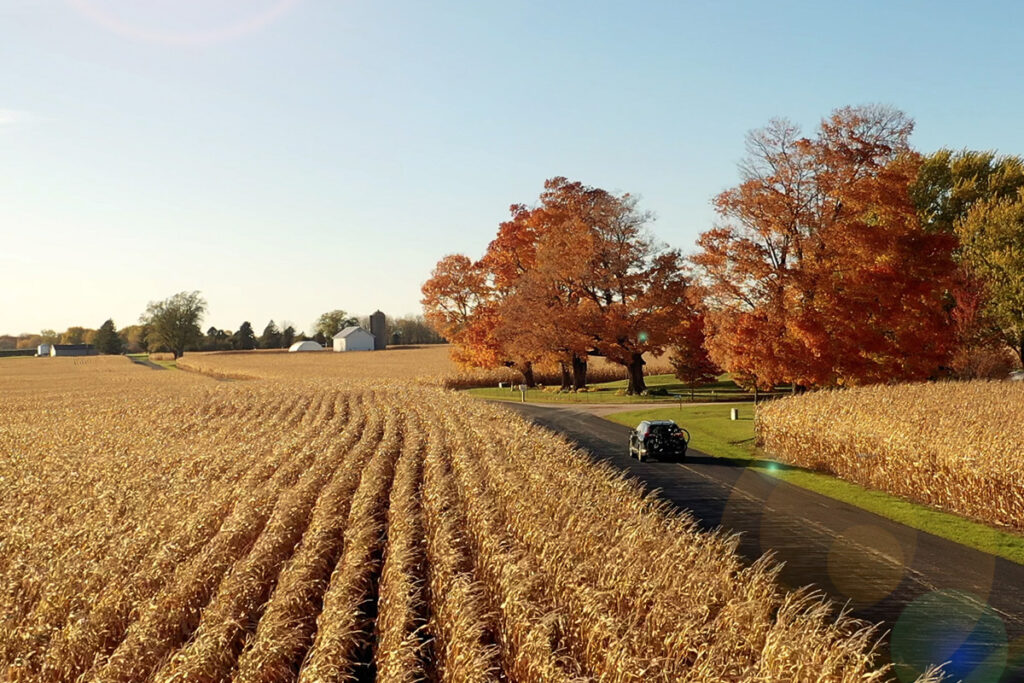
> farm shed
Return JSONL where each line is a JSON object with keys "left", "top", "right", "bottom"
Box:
{"left": 37, "top": 344, "right": 52, "bottom": 356}
{"left": 289, "top": 340, "right": 323, "bottom": 352}
{"left": 50, "top": 344, "right": 97, "bottom": 357}
{"left": 333, "top": 326, "right": 375, "bottom": 352}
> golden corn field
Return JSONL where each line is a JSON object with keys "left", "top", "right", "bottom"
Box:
{"left": 0, "top": 356, "right": 926, "bottom": 682}
{"left": 756, "top": 381, "right": 1024, "bottom": 532}
{"left": 175, "top": 344, "right": 672, "bottom": 388}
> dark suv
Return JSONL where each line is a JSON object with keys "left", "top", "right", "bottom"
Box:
{"left": 628, "top": 420, "right": 690, "bottom": 462}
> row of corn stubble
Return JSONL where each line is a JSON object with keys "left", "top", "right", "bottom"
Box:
{"left": 757, "top": 380, "right": 1024, "bottom": 533}
{"left": 0, "top": 358, "right": 944, "bottom": 681}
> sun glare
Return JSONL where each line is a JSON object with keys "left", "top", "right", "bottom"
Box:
{"left": 67, "top": 0, "right": 300, "bottom": 46}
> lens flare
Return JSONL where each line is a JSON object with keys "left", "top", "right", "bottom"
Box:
{"left": 891, "top": 589, "right": 1008, "bottom": 683}
{"left": 827, "top": 524, "right": 908, "bottom": 610}
{"left": 68, "top": 0, "right": 300, "bottom": 46}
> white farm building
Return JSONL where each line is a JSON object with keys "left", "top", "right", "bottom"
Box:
{"left": 333, "top": 326, "right": 375, "bottom": 352}
{"left": 288, "top": 340, "right": 323, "bottom": 352}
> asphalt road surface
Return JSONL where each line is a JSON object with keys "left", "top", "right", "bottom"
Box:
{"left": 501, "top": 402, "right": 1024, "bottom": 682}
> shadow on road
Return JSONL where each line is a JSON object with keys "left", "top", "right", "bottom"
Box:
{"left": 501, "top": 402, "right": 1024, "bottom": 683}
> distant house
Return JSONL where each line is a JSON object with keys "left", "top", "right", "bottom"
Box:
{"left": 50, "top": 344, "right": 97, "bottom": 357}
{"left": 289, "top": 340, "right": 323, "bottom": 352}
{"left": 333, "top": 326, "right": 375, "bottom": 352}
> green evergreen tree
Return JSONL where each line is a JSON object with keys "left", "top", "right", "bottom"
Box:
{"left": 259, "top": 320, "right": 283, "bottom": 349}
{"left": 203, "top": 327, "right": 231, "bottom": 351}
{"left": 94, "top": 319, "right": 124, "bottom": 355}
{"left": 233, "top": 321, "right": 257, "bottom": 350}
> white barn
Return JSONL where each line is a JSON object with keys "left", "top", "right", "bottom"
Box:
{"left": 288, "top": 340, "right": 323, "bottom": 352}
{"left": 333, "top": 326, "right": 375, "bottom": 352}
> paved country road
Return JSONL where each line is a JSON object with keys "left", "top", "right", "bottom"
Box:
{"left": 500, "top": 402, "right": 1024, "bottom": 682}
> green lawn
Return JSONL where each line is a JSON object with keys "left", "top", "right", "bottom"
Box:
{"left": 127, "top": 353, "right": 177, "bottom": 370}
{"left": 605, "top": 403, "right": 1024, "bottom": 566}
{"left": 467, "top": 373, "right": 764, "bottom": 404}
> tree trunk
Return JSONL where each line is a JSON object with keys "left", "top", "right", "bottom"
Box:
{"left": 571, "top": 354, "right": 588, "bottom": 390}
{"left": 1016, "top": 331, "right": 1024, "bottom": 369}
{"left": 521, "top": 362, "right": 536, "bottom": 388}
{"left": 690, "top": 381, "right": 695, "bottom": 402}
{"left": 559, "top": 362, "right": 571, "bottom": 390}
{"left": 625, "top": 353, "right": 646, "bottom": 394}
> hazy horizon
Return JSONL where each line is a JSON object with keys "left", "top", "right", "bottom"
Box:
{"left": 5, "top": 0, "right": 1024, "bottom": 335}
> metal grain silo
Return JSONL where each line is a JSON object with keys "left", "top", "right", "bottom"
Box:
{"left": 369, "top": 310, "right": 387, "bottom": 350}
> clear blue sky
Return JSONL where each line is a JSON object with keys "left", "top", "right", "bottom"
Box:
{"left": 3, "top": 0, "right": 1023, "bottom": 335}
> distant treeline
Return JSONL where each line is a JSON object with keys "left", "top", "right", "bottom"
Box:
{"left": 2, "top": 313, "right": 445, "bottom": 356}
{"left": 0, "top": 348, "right": 35, "bottom": 357}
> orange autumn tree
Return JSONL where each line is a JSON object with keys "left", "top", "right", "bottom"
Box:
{"left": 695, "top": 105, "right": 957, "bottom": 389}
{"left": 480, "top": 204, "right": 548, "bottom": 386}
{"left": 669, "top": 310, "right": 721, "bottom": 400}
{"left": 420, "top": 254, "right": 504, "bottom": 368}
{"left": 528, "top": 178, "right": 692, "bottom": 394}
{"left": 497, "top": 179, "right": 615, "bottom": 390}
{"left": 423, "top": 192, "right": 592, "bottom": 389}
{"left": 424, "top": 177, "right": 694, "bottom": 393}
{"left": 421, "top": 208, "right": 545, "bottom": 386}
{"left": 496, "top": 271, "right": 591, "bottom": 389}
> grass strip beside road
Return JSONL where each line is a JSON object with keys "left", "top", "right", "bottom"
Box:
{"left": 468, "top": 373, "right": 761, "bottom": 404}
{"left": 605, "top": 403, "right": 1024, "bottom": 566}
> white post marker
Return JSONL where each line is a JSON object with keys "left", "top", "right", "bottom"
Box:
{"left": 730, "top": 407, "right": 739, "bottom": 421}
{"left": 519, "top": 384, "right": 527, "bottom": 403}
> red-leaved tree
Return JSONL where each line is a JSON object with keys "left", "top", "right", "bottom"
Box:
{"left": 424, "top": 177, "right": 696, "bottom": 393}
{"left": 695, "top": 106, "right": 957, "bottom": 389}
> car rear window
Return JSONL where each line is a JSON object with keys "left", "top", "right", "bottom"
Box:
{"left": 649, "top": 424, "right": 679, "bottom": 436}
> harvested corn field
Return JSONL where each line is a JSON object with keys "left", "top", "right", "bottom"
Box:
{"left": 175, "top": 344, "right": 671, "bottom": 388}
{"left": 0, "top": 358, "right": 920, "bottom": 682}
{"left": 756, "top": 380, "right": 1024, "bottom": 532}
